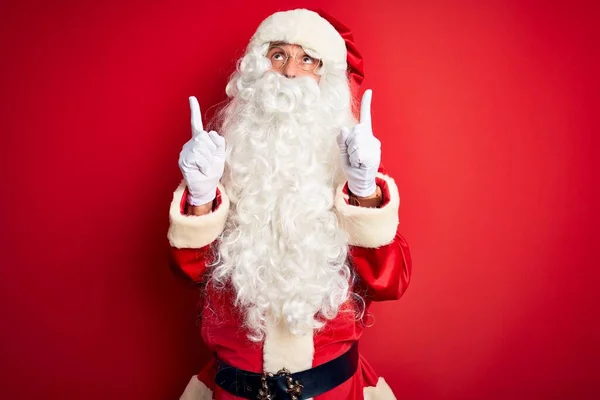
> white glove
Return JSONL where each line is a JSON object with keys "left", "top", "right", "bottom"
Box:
{"left": 336, "top": 89, "right": 381, "bottom": 197}
{"left": 178, "top": 96, "right": 226, "bottom": 206}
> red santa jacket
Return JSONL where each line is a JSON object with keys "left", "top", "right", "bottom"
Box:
{"left": 168, "top": 170, "right": 411, "bottom": 400}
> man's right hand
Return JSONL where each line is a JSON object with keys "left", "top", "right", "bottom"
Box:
{"left": 178, "top": 96, "right": 226, "bottom": 206}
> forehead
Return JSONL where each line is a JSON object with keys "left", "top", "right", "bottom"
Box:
{"left": 267, "top": 42, "right": 305, "bottom": 52}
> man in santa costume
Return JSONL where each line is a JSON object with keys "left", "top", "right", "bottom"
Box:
{"left": 168, "top": 8, "right": 412, "bottom": 400}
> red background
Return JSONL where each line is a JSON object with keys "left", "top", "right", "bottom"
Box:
{"left": 1, "top": 0, "right": 598, "bottom": 399}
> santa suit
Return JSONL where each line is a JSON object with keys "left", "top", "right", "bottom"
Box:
{"left": 168, "top": 170, "right": 412, "bottom": 400}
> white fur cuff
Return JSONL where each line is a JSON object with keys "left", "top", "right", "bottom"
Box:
{"left": 167, "top": 181, "right": 230, "bottom": 249}
{"left": 334, "top": 173, "right": 400, "bottom": 248}
{"left": 364, "top": 377, "right": 398, "bottom": 400}
{"left": 179, "top": 375, "right": 213, "bottom": 400}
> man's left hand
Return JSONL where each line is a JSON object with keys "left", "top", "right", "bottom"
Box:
{"left": 336, "top": 89, "right": 381, "bottom": 198}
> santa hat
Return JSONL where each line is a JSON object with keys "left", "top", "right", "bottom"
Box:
{"left": 247, "top": 9, "right": 365, "bottom": 97}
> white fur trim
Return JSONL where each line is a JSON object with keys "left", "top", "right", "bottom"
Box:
{"left": 263, "top": 318, "right": 314, "bottom": 374}
{"left": 364, "top": 377, "right": 397, "bottom": 400}
{"left": 167, "top": 181, "right": 230, "bottom": 249}
{"left": 334, "top": 173, "right": 400, "bottom": 248}
{"left": 248, "top": 9, "right": 346, "bottom": 68}
{"left": 179, "top": 375, "right": 213, "bottom": 400}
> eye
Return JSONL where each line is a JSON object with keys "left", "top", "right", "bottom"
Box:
{"left": 268, "top": 48, "right": 286, "bottom": 60}
{"left": 301, "top": 55, "right": 315, "bottom": 64}
{"left": 273, "top": 52, "right": 285, "bottom": 60}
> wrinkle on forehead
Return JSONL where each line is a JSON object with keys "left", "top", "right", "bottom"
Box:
{"left": 268, "top": 42, "right": 302, "bottom": 51}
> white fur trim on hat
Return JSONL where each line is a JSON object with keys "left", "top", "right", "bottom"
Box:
{"left": 167, "top": 181, "right": 230, "bottom": 249}
{"left": 179, "top": 375, "right": 213, "bottom": 400}
{"left": 334, "top": 173, "right": 400, "bottom": 248}
{"left": 248, "top": 9, "right": 347, "bottom": 68}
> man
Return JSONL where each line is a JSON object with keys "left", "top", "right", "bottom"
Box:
{"left": 168, "top": 8, "right": 412, "bottom": 400}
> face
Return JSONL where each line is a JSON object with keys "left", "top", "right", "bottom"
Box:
{"left": 266, "top": 43, "right": 321, "bottom": 82}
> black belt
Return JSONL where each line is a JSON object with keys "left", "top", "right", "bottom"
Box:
{"left": 215, "top": 342, "right": 359, "bottom": 399}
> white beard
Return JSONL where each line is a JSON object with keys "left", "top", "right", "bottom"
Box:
{"left": 210, "top": 46, "right": 357, "bottom": 341}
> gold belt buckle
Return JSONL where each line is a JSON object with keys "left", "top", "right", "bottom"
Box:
{"left": 257, "top": 371, "right": 273, "bottom": 400}
{"left": 256, "top": 368, "right": 304, "bottom": 400}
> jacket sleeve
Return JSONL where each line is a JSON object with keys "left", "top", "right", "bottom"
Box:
{"left": 167, "top": 181, "right": 230, "bottom": 283}
{"left": 334, "top": 169, "right": 412, "bottom": 301}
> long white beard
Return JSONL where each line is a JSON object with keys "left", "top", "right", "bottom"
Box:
{"left": 210, "top": 49, "right": 356, "bottom": 341}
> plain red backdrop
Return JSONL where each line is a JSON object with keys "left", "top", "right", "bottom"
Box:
{"left": 1, "top": 0, "right": 598, "bottom": 399}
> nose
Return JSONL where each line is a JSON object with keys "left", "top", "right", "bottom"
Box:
{"left": 282, "top": 58, "right": 298, "bottom": 78}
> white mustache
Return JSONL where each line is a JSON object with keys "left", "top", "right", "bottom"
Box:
{"left": 246, "top": 72, "right": 321, "bottom": 114}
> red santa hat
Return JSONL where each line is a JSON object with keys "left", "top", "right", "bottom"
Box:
{"left": 247, "top": 8, "right": 365, "bottom": 98}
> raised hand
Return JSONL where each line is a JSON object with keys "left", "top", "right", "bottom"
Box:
{"left": 178, "top": 96, "right": 226, "bottom": 206}
{"left": 336, "top": 89, "right": 381, "bottom": 198}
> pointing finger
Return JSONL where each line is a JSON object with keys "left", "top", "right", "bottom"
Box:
{"left": 359, "top": 89, "right": 372, "bottom": 128}
{"left": 189, "top": 96, "right": 203, "bottom": 136}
